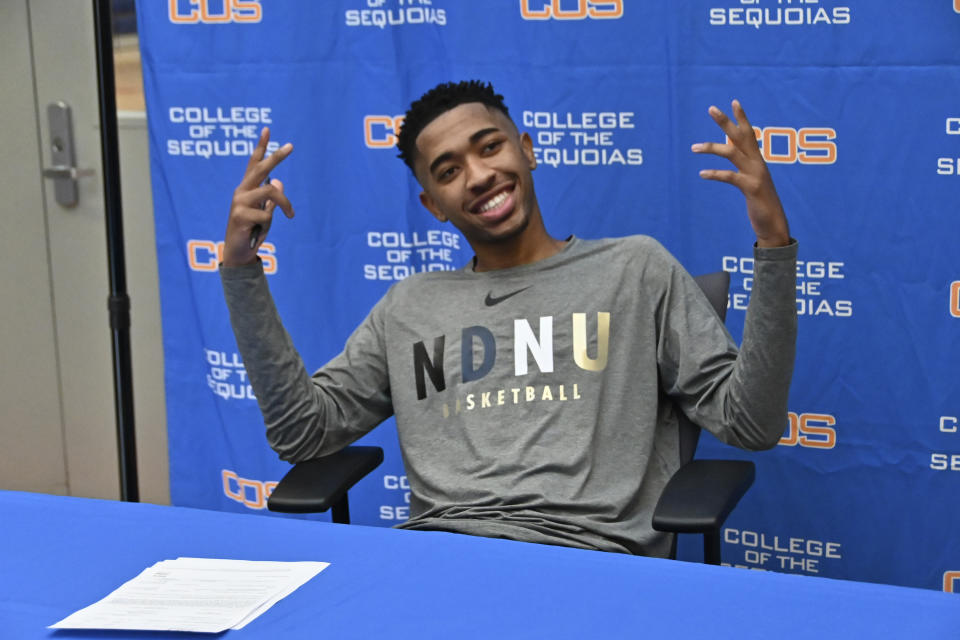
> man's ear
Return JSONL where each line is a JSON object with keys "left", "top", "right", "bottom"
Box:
{"left": 521, "top": 132, "right": 536, "bottom": 170}
{"left": 419, "top": 190, "right": 447, "bottom": 222}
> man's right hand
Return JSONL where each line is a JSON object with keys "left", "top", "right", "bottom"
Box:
{"left": 223, "top": 127, "right": 295, "bottom": 267}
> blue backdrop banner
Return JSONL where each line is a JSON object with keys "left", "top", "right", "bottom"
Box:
{"left": 137, "top": 0, "right": 960, "bottom": 594}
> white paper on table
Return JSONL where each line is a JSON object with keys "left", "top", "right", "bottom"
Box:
{"left": 49, "top": 557, "right": 329, "bottom": 633}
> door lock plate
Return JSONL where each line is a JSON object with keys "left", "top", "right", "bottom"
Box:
{"left": 43, "top": 102, "right": 93, "bottom": 207}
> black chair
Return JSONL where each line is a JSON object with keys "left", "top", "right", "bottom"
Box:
{"left": 267, "top": 446, "right": 384, "bottom": 524}
{"left": 651, "top": 271, "right": 755, "bottom": 565}
{"left": 269, "top": 271, "right": 755, "bottom": 565}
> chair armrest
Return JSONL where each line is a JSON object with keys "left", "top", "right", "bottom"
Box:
{"left": 267, "top": 446, "right": 384, "bottom": 514}
{"left": 651, "top": 459, "right": 755, "bottom": 534}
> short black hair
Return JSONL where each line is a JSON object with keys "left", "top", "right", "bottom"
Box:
{"left": 397, "top": 80, "right": 511, "bottom": 172}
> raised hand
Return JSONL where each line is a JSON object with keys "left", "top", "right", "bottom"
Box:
{"left": 223, "top": 127, "right": 295, "bottom": 267}
{"left": 692, "top": 100, "right": 791, "bottom": 248}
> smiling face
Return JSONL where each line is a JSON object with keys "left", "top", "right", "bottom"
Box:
{"left": 414, "top": 103, "right": 541, "bottom": 252}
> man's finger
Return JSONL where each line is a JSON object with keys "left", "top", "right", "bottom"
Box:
{"left": 731, "top": 99, "right": 752, "bottom": 130}
{"left": 258, "top": 192, "right": 277, "bottom": 217}
{"left": 699, "top": 168, "right": 743, "bottom": 188}
{"left": 240, "top": 141, "right": 293, "bottom": 190}
{"left": 245, "top": 181, "right": 295, "bottom": 218}
{"left": 248, "top": 143, "right": 294, "bottom": 187}
{"left": 269, "top": 179, "right": 294, "bottom": 219}
{"left": 691, "top": 141, "right": 735, "bottom": 159}
{"left": 708, "top": 105, "right": 740, "bottom": 139}
{"left": 719, "top": 101, "right": 763, "bottom": 157}
{"left": 243, "top": 127, "right": 270, "bottom": 176}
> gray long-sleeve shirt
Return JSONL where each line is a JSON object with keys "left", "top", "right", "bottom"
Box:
{"left": 221, "top": 235, "right": 797, "bottom": 557}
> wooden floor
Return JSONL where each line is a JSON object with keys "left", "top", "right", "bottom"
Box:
{"left": 114, "top": 35, "right": 144, "bottom": 112}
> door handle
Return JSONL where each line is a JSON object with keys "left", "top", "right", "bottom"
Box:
{"left": 42, "top": 166, "right": 95, "bottom": 180}
{"left": 42, "top": 101, "right": 95, "bottom": 207}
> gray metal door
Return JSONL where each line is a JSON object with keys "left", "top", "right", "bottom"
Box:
{"left": 2, "top": 0, "right": 121, "bottom": 499}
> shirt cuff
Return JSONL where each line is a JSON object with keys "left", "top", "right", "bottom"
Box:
{"left": 219, "top": 258, "right": 265, "bottom": 281}
{"left": 754, "top": 238, "right": 798, "bottom": 261}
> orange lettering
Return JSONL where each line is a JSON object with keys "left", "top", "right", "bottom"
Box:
{"left": 233, "top": 0, "right": 262, "bottom": 22}
{"left": 169, "top": 0, "right": 198, "bottom": 23}
{"left": 188, "top": 239, "right": 219, "bottom": 272}
{"left": 170, "top": 0, "right": 261, "bottom": 24}
{"left": 521, "top": 0, "right": 620, "bottom": 19}
{"left": 222, "top": 469, "right": 243, "bottom": 501}
{"left": 189, "top": 240, "right": 276, "bottom": 274}
{"left": 553, "top": 0, "right": 587, "bottom": 20}
{"left": 780, "top": 413, "right": 838, "bottom": 449}
{"left": 222, "top": 469, "right": 276, "bottom": 510}
{"left": 589, "top": 0, "right": 622, "bottom": 18}
{"left": 799, "top": 128, "right": 837, "bottom": 165}
{"left": 199, "top": 0, "right": 231, "bottom": 23}
{"left": 944, "top": 571, "right": 960, "bottom": 592}
{"left": 762, "top": 127, "right": 798, "bottom": 164}
{"left": 520, "top": 0, "right": 551, "bottom": 20}
{"left": 238, "top": 477, "right": 265, "bottom": 509}
{"left": 736, "top": 126, "right": 837, "bottom": 165}
{"left": 798, "top": 414, "right": 837, "bottom": 449}
{"left": 365, "top": 115, "right": 399, "bottom": 148}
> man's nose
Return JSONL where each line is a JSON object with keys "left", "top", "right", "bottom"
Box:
{"left": 464, "top": 156, "right": 496, "bottom": 192}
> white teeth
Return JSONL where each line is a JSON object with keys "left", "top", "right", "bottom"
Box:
{"left": 479, "top": 191, "right": 508, "bottom": 213}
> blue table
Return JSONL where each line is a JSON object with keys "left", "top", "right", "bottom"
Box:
{"left": 1, "top": 490, "right": 957, "bottom": 639}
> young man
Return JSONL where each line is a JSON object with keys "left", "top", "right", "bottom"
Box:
{"left": 221, "top": 81, "right": 797, "bottom": 557}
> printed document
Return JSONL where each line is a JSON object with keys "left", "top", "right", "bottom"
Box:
{"left": 50, "top": 557, "right": 329, "bottom": 633}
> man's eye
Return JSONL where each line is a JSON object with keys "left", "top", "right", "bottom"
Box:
{"left": 438, "top": 166, "right": 457, "bottom": 180}
{"left": 484, "top": 140, "right": 502, "bottom": 153}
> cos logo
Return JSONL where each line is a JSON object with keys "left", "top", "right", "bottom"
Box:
{"left": 364, "top": 115, "right": 405, "bottom": 149}
{"left": 169, "top": 0, "right": 262, "bottom": 24}
{"left": 520, "top": 0, "right": 623, "bottom": 20}
{"left": 945, "top": 571, "right": 960, "bottom": 593}
{"left": 779, "top": 412, "right": 837, "bottom": 449}
{"left": 728, "top": 127, "right": 837, "bottom": 165}
{"left": 222, "top": 470, "right": 277, "bottom": 510}
{"left": 188, "top": 239, "right": 277, "bottom": 274}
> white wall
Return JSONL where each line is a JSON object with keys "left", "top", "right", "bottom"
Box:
{"left": 119, "top": 111, "right": 170, "bottom": 505}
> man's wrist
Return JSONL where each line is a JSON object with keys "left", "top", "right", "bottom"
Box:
{"left": 219, "top": 257, "right": 264, "bottom": 277}
{"left": 755, "top": 234, "right": 791, "bottom": 248}
{"left": 221, "top": 253, "right": 260, "bottom": 269}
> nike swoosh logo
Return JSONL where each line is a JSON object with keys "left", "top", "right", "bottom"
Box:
{"left": 484, "top": 286, "right": 531, "bottom": 306}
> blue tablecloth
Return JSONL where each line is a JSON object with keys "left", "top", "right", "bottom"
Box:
{"left": 1, "top": 490, "right": 957, "bottom": 639}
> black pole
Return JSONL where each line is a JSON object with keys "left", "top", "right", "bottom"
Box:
{"left": 92, "top": 0, "right": 138, "bottom": 502}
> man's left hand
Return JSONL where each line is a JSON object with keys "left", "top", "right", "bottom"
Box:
{"left": 692, "top": 100, "right": 791, "bottom": 248}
